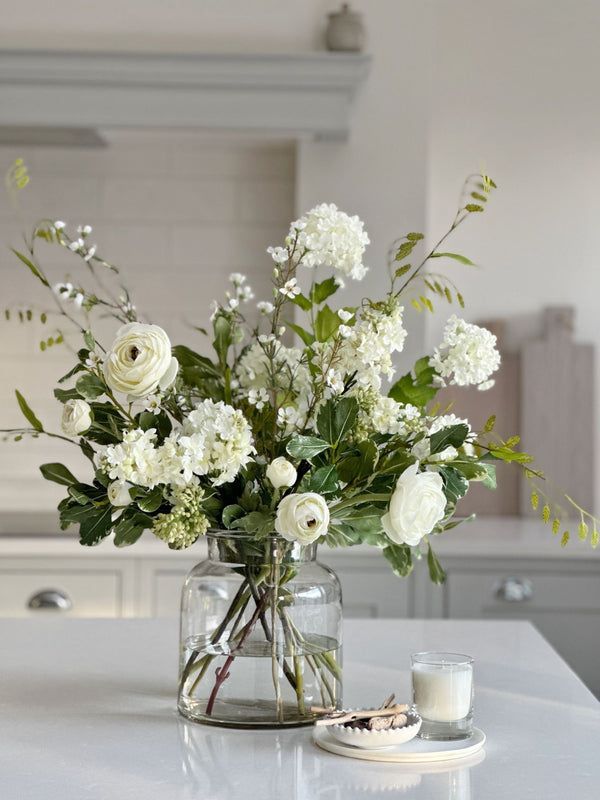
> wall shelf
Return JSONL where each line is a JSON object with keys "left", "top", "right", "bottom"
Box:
{"left": 0, "top": 50, "right": 371, "bottom": 140}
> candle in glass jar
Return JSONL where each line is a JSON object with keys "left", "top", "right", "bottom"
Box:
{"left": 411, "top": 652, "right": 474, "bottom": 740}
{"left": 412, "top": 661, "right": 472, "bottom": 721}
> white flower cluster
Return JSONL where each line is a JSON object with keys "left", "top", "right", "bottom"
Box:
{"left": 53, "top": 282, "right": 85, "bottom": 308}
{"left": 430, "top": 315, "right": 500, "bottom": 390}
{"left": 236, "top": 341, "right": 310, "bottom": 398}
{"left": 369, "top": 396, "right": 422, "bottom": 437}
{"left": 271, "top": 203, "right": 370, "bottom": 281}
{"left": 97, "top": 400, "right": 254, "bottom": 489}
{"left": 225, "top": 273, "right": 254, "bottom": 311}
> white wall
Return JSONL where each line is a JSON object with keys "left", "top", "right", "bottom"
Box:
{"left": 427, "top": 0, "right": 600, "bottom": 509}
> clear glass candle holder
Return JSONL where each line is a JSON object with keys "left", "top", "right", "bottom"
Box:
{"left": 411, "top": 652, "right": 474, "bottom": 740}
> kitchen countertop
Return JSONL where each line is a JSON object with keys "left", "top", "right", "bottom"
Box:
{"left": 0, "top": 618, "right": 598, "bottom": 799}
{"left": 0, "top": 514, "right": 598, "bottom": 560}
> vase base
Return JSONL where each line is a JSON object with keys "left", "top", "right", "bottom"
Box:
{"left": 178, "top": 696, "right": 324, "bottom": 729}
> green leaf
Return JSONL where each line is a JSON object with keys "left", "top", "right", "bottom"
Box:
{"left": 304, "top": 465, "right": 339, "bottom": 495}
{"left": 465, "top": 204, "right": 484, "bottom": 213}
{"left": 406, "top": 232, "right": 424, "bottom": 242}
{"left": 78, "top": 504, "right": 114, "bottom": 546}
{"left": 377, "top": 450, "right": 413, "bottom": 477}
{"left": 136, "top": 486, "right": 164, "bottom": 513}
{"left": 40, "top": 462, "right": 78, "bottom": 486}
{"left": 388, "top": 360, "right": 438, "bottom": 408}
{"left": 316, "top": 397, "right": 358, "bottom": 446}
{"left": 54, "top": 387, "right": 83, "bottom": 403}
{"left": 58, "top": 362, "right": 85, "bottom": 384}
{"left": 15, "top": 390, "right": 43, "bottom": 432}
{"left": 479, "top": 463, "right": 497, "bottom": 489}
{"left": 230, "top": 510, "right": 274, "bottom": 539}
{"left": 337, "top": 505, "right": 385, "bottom": 545}
{"left": 383, "top": 543, "right": 413, "bottom": 577}
{"left": 68, "top": 482, "right": 105, "bottom": 505}
{"left": 222, "top": 504, "right": 246, "bottom": 529}
{"left": 287, "top": 435, "right": 330, "bottom": 460}
{"left": 310, "top": 277, "right": 339, "bottom": 305}
{"left": 314, "top": 305, "right": 342, "bottom": 342}
{"left": 430, "top": 252, "right": 475, "bottom": 266}
{"left": 113, "top": 511, "right": 152, "bottom": 547}
{"left": 429, "top": 424, "right": 469, "bottom": 454}
{"left": 337, "top": 440, "right": 378, "bottom": 483}
{"left": 394, "top": 241, "right": 417, "bottom": 262}
{"left": 85, "top": 402, "right": 126, "bottom": 445}
{"left": 439, "top": 466, "right": 468, "bottom": 504}
{"left": 394, "top": 264, "right": 411, "bottom": 279}
{"left": 172, "top": 345, "right": 220, "bottom": 378}
{"left": 11, "top": 248, "right": 49, "bottom": 287}
{"left": 76, "top": 373, "right": 106, "bottom": 400}
{"left": 286, "top": 320, "right": 315, "bottom": 347}
{"left": 427, "top": 544, "right": 446, "bottom": 584}
{"left": 138, "top": 411, "right": 172, "bottom": 440}
{"left": 83, "top": 330, "right": 95, "bottom": 350}
{"left": 291, "top": 293, "right": 312, "bottom": 312}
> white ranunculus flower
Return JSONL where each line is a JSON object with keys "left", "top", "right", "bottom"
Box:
{"left": 61, "top": 399, "right": 92, "bottom": 436}
{"left": 103, "top": 322, "right": 178, "bottom": 398}
{"left": 275, "top": 492, "right": 330, "bottom": 544}
{"left": 107, "top": 481, "right": 133, "bottom": 507}
{"left": 266, "top": 457, "right": 297, "bottom": 489}
{"left": 382, "top": 462, "right": 447, "bottom": 547}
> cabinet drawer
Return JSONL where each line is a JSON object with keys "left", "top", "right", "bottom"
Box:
{"left": 446, "top": 571, "right": 600, "bottom": 617}
{"left": 0, "top": 570, "right": 122, "bottom": 617}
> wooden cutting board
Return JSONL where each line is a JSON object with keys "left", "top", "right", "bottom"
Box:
{"left": 519, "top": 307, "right": 594, "bottom": 517}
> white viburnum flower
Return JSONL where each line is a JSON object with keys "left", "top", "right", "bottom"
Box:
{"left": 275, "top": 492, "right": 330, "bottom": 544}
{"left": 382, "top": 462, "right": 447, "bottom": 547}
{"left": 429, "top": 316, "right": 500, "bottom": 388}
{"left": 61, "top": 399, "right": 92, "bottom": 436}
{"left": 290, "top": 203, "right": 370, "bottom": 281}
{"left": 267, "top": 246, "right": 288, "bottom": 264}
{"left": 266, "top": 457, "right": 297, "bottom": 489}
{"left": 99, "top": 428, "right": 163, "bottom": 488}
{"left": 107, "top": 481, "right": 133, "bottom": 507}
{"left": 103, "top": 322, "right": 178, "bottom": 398}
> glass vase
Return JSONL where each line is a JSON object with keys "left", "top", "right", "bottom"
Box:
{"left": 178, "top": 531, "right": 343, "bottom": 728}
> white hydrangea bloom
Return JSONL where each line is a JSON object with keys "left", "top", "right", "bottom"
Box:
{"left": 430, "top": 316, "right": 500, "bottom": 388}
{"left": 99, "top": 428, "right": 163, "bottom": 488}
{"left": 287, "top": 203, "right": 370, "bottom": 281}
{"left": 181, "top": 399, "right": 255, "bottom": 486}
{"left": 337, "top": 303, "right": 407, "bottom": 390}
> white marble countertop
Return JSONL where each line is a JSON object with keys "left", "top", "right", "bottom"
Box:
{"left": 0, "top": 514, "right": 598, "bottom": 560}
{"left": 0, "top": 618, "right": 598, "bottom": 799}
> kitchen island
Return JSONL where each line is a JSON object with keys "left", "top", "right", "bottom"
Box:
{"left": 0, "top": 618, "right": 598, "bottom": 798}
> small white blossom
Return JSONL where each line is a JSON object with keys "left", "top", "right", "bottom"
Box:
{"left": 430, "top": 316, "right": 500, "bottom": 388}
{"left": 338, "top": 325, "right": 352, "bottom": 339}
{"left": 257, "top": 301, "right": 274, "bottom": 315}
{"left": 54, "top": 220, "right": 66, "bottom": 231}
{"left": 77, "top": 224, "right": 93, "bottom": 236}
{"left": 228, "top": 297, "right": 240, "bottom": 310}
{"left": 279, "top": 278, "right": 301, "bottom": 299}
{"left": 337, "top": 309, "right": 353, "bottom": 323}
{"left": 248, "top": 387, "right": 269, "bottom": 410}
{"left": 229, "top": 272, "right": 246, "bottom": 286}
{"left": 143, "top": 394, "right": 162, "bottom": 414}
{"left": 267, "top": 246, "right": 289, "bottom": 264}
{"left": 478, "top": 379, "right": 495, "bottom": 392}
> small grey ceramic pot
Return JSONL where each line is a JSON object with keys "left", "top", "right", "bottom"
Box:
{"left": 325, "top": 3, "right": 366, "bottom": 53}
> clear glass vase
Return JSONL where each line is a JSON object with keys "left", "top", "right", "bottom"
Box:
{"left": 178, "top": 531, "right": 343, "bottom": 728}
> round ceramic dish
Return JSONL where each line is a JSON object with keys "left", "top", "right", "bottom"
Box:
{"left": 328, "top": 713, "right": 422, "bottom": 749}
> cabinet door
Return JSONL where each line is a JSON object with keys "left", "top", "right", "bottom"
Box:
{"left": 444, "top": 566, "right": 600, "bottom": 695}
{"left": 0, "top": 569, "right": 122, "bottom": 617}
{"left": 325, "top": 553, "right": 411, "bottom": 619}
{"left": 139, "top": 560, "right": 197, "bottom": 617}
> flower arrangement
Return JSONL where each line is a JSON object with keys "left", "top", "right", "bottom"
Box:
{"left": 3, "top": 164, "right": 597, "bottom": 724}
{"left": 3, "top": 168, "right": 598, "bottom": 567}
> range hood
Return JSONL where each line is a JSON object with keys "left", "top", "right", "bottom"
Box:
{"left": 0, "top": 50, "right": 370, "bottom": 142}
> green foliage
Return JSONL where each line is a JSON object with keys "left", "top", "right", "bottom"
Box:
{"left": 113, "top": 510, "right": 152, "bottom": 546}
{"left": 310, "top": 277, "right": 339, "bottom": 305}
{"left": 388, "top": 357, "right": 437, "bottom": 408}
{"left": 40, "top": 462, "right": 78, "bottom": 486}
{"left": 75, "top": 373, "right": 106, "bottom": 400}
{"left": 429, "top": 424, "right": 469, "bottom": 455}
{"left": 135, "top": 486, "right": 164, "bottom": 513}
{"left": 427, "top": 544, "right": 446, "bottom": 584}
{"left": 316, "top": 397, "right": 358, "bottom": 447}
{"left": 11, "top": 249, "right": 49, "bottom": 287}
{"left": 430, "top": 252, "right": 475, "bottom": 266}
{"left": 439, "top": 466, "right": 469, "bottom": 504}
{"left": 383, "top": 543, "right": 413, "bottom": 577}
{"left": 287, "top": 435, "right": 331, "bottom": 460}
{"left": 286, "top": 320, "right": 315, "bottom": 346}
{"left": 85, "top": 403, "right": 125, "bottom": 445}
{"left": 222, "top": 504, "right": 246, "bottom": 529}
{"left": 229, "top": 510, "right": 274, "bottom": 539}
{"left": 15, "top": 390, "right": 43, "bottom": 432}
{"left": 78, "top": 504, "right": 114, "bottom": 546}
{"left": 212, "top": 314, "right": 232, "bottom": 368}
{"left": 302, "top": 465, "right": 339, "bottom": 495}
{"left": 291, "top": 293, "right": 312, "bottom": 312}
{"left": 172, "top": 346, "right": 220, "bottom": 379}
{"left": 314, "top": 305, "right": 341, "bottom": 342}
{"left": 336, "top": 440, "right": 378, "bottom": 484}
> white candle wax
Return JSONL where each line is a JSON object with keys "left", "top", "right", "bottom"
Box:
{"left": 412, "top": 663, "right": 472, "bottom": 722}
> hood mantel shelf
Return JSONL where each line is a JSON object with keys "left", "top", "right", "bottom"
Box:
{"left": 0, "top": 50, "right": 370, "bottom": 140}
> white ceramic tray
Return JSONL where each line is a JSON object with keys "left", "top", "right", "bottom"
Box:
{"left": 313, "top": 726, "right": 486, "bottom": 763}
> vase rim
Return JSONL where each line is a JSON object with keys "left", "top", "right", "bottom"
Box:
{"left": 205, "top": 529, "right": 317, "bottom": 563}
